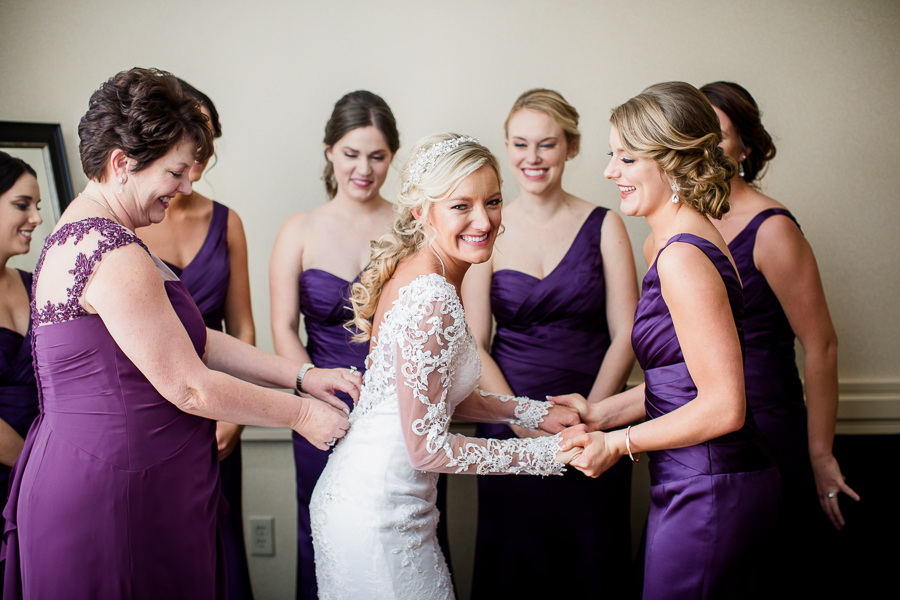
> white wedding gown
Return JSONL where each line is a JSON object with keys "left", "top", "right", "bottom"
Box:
{"left": 310, "top": 273, "right": 565, "bottom": 599}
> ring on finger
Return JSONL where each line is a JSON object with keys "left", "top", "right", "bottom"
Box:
{"left": 827, "top": 492, "right": 837, "bottom": 498}
{"left": 349, "top": 366, "right": 358, "bottom": 373}
{"left": 327, "top": 438, "right": 337, "bottom": 447}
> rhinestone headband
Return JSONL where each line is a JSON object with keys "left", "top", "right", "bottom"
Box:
{"left": 401, "top": 136, "right": 480, "bottom": 194}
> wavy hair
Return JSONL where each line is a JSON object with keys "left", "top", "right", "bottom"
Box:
{"left": 347, "top": 133, "right": 501, "bottom": 342}
{"left": 610, "top": 81, "right": 737, "bottom": 219}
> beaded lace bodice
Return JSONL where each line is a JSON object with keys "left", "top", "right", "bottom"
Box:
{"left": 352, "top": 273, "right": 563, "bottom": 476}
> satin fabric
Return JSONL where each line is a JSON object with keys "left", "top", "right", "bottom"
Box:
{"left": 473, "top": 207, "right": 633, "bottom": 597}
{"left": 163, "top": 201, "right": 254, "bottom": 600}
{"left": 634, "top": 233, "right": 780, "bottom": 600}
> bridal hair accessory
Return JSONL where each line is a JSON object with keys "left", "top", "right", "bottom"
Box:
{"left": 402, "top": 136, "right": 480, "bottom": 194}
{"left": 625, "top": 425, "right": 640, "bottom": 462}
{"left": 669, "top": 179, "right": 679, "bottom": 204}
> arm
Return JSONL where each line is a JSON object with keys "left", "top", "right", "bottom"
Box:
{"left": 218, "top": 209, "right": 255, "bottom": 460}
{"left": 395, "top": 293, "right": 565, "bottom": 476}
{"left": 586, "top": 212, "right": 639, "bottom": 403}
{"left": 755, "top": 215, "right": 858, "bottom": 528}
{"left": 551, "top": 383, "right": 646, "bottom": 432}
{"left": 269, "top": 213, "right": 313, "bottom": 364}
{"left": 84, "top": 244, "right": 351, "bottom": 450}
{"left": 0, "top": 418, "right": 25, "bottom": 468}
{"left": 561, "top": 243, "right": 747, "bottom": 476}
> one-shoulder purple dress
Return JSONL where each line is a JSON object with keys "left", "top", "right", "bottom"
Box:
{"left": 473, "top": 207, "right": 633, "bottom": 597}
{"left": 293, "top": 269, "right": 368, "bottom": 599}
{"left": 163, "top": 201, "right": 253, "bottom": 600}
{"left": 2, "top": 218, "right": 224, "bottom": 599}
{"left": 635, "top": 233, "right": 780, "bottom": 599}
{"left": 0, "top": 271, "right": 39, "bottom": 531}
{"left": 728, "top": 208, "right": 825, "bottom": 593}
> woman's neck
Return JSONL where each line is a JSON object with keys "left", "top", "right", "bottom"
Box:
{"left": 330, "top": 191, "right": 389, "bottom": 218}
{"left": 515, "top": 186, "right": 572, "bottom": 220}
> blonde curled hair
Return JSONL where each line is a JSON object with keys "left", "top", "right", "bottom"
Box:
{"left": 610, "top": 82, "right": 738, "bottom": 219}
{"left": 505, "top": 88, "right": 581, "bottom": 157}
{"left": 348, "top": 133, "right": 502, "bottom": 342}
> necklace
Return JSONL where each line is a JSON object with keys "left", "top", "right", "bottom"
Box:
{"left": 78, "top": 192, "right": 125, "bottom": 227}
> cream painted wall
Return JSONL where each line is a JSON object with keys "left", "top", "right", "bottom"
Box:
{"left": 2, "top": 0, "right": 898, "bottom": 383}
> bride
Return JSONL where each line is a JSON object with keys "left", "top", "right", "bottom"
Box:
{"left": 310, "top": 134, "right": 580, "bottom": 599}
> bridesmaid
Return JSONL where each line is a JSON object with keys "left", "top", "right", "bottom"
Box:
{"left": 137, "top": 80, "right": 256, "bottom": 600}
{"left": 269, "top": 91, "right": 400, "bottom": 599}
{"left": 462, "top": 89, "right": 638, "bottom": 597}
{"left": 0, "top": 152, "right": 42, "bottom": 538}
{"left": 701, "top": 81, "right": 858, "bottom": 593}
{"left": 557, "top": 82, "right": 781, "bottom": 599}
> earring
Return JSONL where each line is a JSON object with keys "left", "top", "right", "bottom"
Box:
{"left": 117, "top": 176, "right": 124, "bottom": 194}
{"left": 670, "top": 180, "right": 679, "bottom": 203}
{"left": 738, "top": 162, "right": 745, "bottom": 178}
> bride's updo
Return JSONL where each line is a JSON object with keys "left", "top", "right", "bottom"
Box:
{"left": 610, "top": 82, "right": 737, "bottom": 219}
{"left": 348, "top": 133, "right": 501, "bottom": 341}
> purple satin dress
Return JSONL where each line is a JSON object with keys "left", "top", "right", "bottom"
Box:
{"left": 473, "top": 207, "right": 633, "bottom": 597}
{"left": 2, "top": 218, "right": 224, "bottom": 599}
{"left": 635, "top": 233, "right": 780, "bottom": 600}
{"left": 729, "top": 208, "right": 825, "bottom": 595}
{"left": 0, "top": 271, "right": 40, "bottom": 530}
{"left": 163, "top": 201, "right": 253, "bottom": 600}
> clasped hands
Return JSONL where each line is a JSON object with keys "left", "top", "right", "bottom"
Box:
{"left": 293, "top": 367, "right": 363, "bottom": 450}
{"left": 543, "top": 394, "right": 628, "bottom": 478}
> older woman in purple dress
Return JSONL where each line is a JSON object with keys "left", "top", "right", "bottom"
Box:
{"left": 556, "top": 82, "right": 781, "bottom": 599}
{"left": 269, "top": 90, "right": 401, "bottom": 599}
{"left": 138, "top": 79, "right": 256, "bottom": 600}
{"left": 1, "top": 68, "right": 359, "bottom": 600}
{"left": 462, "top": 89, "right": 638, "bottom": 597}
{"left": 701, "top": 81, "right": 858, "bottom": 597}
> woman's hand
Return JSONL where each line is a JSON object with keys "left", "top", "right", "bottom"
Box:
{"left": 548, "top": 394, "right": 597, "bottom": 430}
{"left": 301, "top": 367, "right": 363, "bottom": 407}
{"left": 558, "top": 425, "right": 624, "bottom": 478}
{"left": 216, "top": 422, "right": 244, "bottom": 461}
{"left": 539, "top": 404, "right": 581, "bottom": 434}
{"left": 811, "top": 452, "right": 860, "bottom": 530}
{"left": 292, "top": 396, "right": 351, "bottom": 451}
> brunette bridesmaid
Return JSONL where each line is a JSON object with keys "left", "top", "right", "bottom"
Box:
{"left": 557, "top": 82, "right": 781, "bottom": 599}
{"left": 462, "top": 89, "right": 638, "bottom": 597}
{"left": 701, "top": 81, "right": 858, "bottom": 596}
{"left": 0, "top": 152, "right": 42, "bottom": 541}
{"left": 137, "top": 80, "right": 256, "bottom": 600}
{"left": 269, "top": 91, "right": 405, "bottom": 599}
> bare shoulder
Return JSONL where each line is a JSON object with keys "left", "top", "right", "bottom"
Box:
{"left": 657, "top": 240, "right": 720, "bottom": 287}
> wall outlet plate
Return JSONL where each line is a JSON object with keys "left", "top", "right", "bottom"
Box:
{"left": 249, "top": 516, "right": 275, "bottom": 556}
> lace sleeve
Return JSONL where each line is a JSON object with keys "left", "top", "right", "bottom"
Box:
{"left": 394, "top": 279, "right": 564, "bottom": 476}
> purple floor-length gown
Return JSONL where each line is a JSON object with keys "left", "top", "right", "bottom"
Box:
{"left": 473, "top": 207, "right": 633, "bottom": 597}
{"left": 635, "top": 233, "right": 780, "bottom": 600}
{"left": 0, "top": 271, "right": 40, "bottom": 530}
{"left": 293, "top": 269, "right": 456, "bottom": 598}
{"left": 163, "top": 201, "right": 253, "bottom": 600}
{"left": 728, "top": 208, "right": 827, "bottom": 596}
{"left": 2, "top": 218, "right": 225, "bottom": 599}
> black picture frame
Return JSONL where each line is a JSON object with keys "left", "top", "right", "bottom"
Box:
{"left": 0, "top": 121, "right": 75, "bottom": 217}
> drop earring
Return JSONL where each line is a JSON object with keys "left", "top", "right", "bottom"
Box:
{"left": 117, "top": 176, "right": 124, "bottom": 194}
{"left": 738, "top": 155, "right": 746, "bottom": 178}
{"left": 670, "top": 180, "right": 679, "bottom": 203}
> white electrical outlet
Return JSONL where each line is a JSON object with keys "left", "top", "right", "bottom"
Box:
{"left": 249, "top": 516, "right": 275, "bottom": 556}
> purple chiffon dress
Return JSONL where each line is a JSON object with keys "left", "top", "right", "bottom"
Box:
{"left": 728, "top": 208, "right": 825, "bottom": 594}
{"left": 293, "top": 269, "right": 455, "bottom": 599}
{"left": 635, "top": 233, "right": 780, "bottom": 599}
{"left": 0, "top": 271, "right": 40, "bottom": 531}
{"left": 2, "top": 218, "right": 225, "bottom": 599}
{"left": 163, "top": 201, "right": 253, "bottom": 600}
{"left": 473, "top": 207, "right": 633, "bottom": 597}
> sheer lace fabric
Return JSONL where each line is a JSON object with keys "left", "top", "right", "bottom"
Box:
{"left": 311, "top": 273, "right": 563, "bottom": 599}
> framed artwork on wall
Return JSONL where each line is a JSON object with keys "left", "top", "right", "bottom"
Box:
{"left": 0, "top": 121, "right": 75, "bottom": 271}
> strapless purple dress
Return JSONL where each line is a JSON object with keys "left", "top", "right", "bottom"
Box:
{"left": 163, "top": 201, "right": 253, "bottom": 600}
{"left": 635, "top": 233, "right": 780, "bottom": 600}
{"left": 2, "top": 218, "right": 224, "bottom": 599}
{"left": 729, "top": 208, "right": 825, "bottom": 595}
{"left": 293, "top": 269, "right": 368, "bottom": 599}
{"left": 473, "top": 207, "right": 633, "bottom": 597}
{"left": 0, "top": 271, "right": 39, "bottom": 531}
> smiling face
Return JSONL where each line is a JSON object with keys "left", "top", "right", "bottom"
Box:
{"left": 326, "top": 125, "right": 393, "bottom": 203}
{"left": 603, "top": 125, "right": 670, "bottom": 218}
{"left": 505, "top": 108, "right": 571, "bottom": 195}
{"left": 0, "top": 173, "right": 42, "bottom": 259}
{"left": 122, "top": 140, "right": 195, "bottom": 227}
{"left": 425, "top": 165, "right": 502, "bottom": 270}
